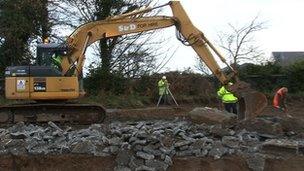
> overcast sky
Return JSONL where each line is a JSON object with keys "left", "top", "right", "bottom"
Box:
{"left": 156, "top": 0, "right": 304, "bottom": 71}
{"left": 83, "top": 0, "right": 304, "bottom": 73}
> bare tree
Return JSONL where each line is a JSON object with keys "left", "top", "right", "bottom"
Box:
{"left": 218, "top": 16, "right": 267, "bottom": 67}
{"left": 51, "top": 0, "right": 171, "bottom": 91}
{"left": 195, "top": 56, "right": 211, "bottom": 75}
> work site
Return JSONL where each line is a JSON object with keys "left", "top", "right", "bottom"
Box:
{"left": 0, "top": 0, "right": 304, "bottom": 170}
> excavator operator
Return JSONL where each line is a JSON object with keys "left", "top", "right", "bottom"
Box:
{"left": 51, "top": 53, "right": 62, "bottom": 71}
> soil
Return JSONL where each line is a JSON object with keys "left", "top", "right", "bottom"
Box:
{"left": 105, "top": 106, "right": 193, "bottom": 122}
{"left": 261, "top": 99, "right": 304, "bottom": 119}
{"left": 0, "top": 155, "right": 115, "bottom": 171}
{"left": 0, "top": 155, "right": 303, "bottom": 171}
{"left": 105, "top": 99, "right": 304, "bottom": 122}
{"left": 170, "top": 156, "right": 250, "bottom": 171}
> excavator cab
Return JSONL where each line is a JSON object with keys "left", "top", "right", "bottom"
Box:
{"left": 36, "top": 43, "right": 68, "bottom": 70}
{"left": 4, "top": 43, "right": 80, "bottom": 101}
{"left": 5, "top": 43, "right": 67, "bottom": 80}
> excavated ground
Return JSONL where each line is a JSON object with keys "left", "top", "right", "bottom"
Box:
{"left": 0, "top": 101, "right": 303, "bottom": 171}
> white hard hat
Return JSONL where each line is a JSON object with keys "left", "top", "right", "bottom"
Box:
{"left": 162, "top": 76, "right": 166, "bottom": 79}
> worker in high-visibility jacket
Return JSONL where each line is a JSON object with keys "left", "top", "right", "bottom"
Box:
{"left": 217, "top": 82, "right": 238, "bottom": 114}
{"left": 158, "top": 76, "right": 169, "bottom": 104}
{"left": 51, "top": 54, "right": 62, "bottom": 71}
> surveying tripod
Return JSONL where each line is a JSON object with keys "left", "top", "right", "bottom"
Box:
{"left": 156, "top": 86, "right": 178, "bottom": 107}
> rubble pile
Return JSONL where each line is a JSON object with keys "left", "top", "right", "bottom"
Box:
{"left": 0, "top": 119, "right": 303, "bottom": 171}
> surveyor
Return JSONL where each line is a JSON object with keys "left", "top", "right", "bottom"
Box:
{"left": 158, "top": 76, "right": 169, "bottom": 105}
{"left": 273, "top": 87, "right": 288, "bottom": 112}
{"left": 217, "top": 82, "right": 238, "bottom": 114}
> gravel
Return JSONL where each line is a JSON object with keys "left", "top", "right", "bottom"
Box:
{"left": 0, "top": 120, "right": 303, "bottom": 170}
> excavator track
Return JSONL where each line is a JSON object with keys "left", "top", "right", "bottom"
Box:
{"left": 0, "top": 103, "right": 106, "bottom": 125}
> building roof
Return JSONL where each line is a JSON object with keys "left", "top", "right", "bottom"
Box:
{"left": 272, "top": 51, "right": 304, "bottom": 66}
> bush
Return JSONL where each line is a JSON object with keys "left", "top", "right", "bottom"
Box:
{"left": 285, "top": 60, "right": 304, "bottom": 93}
{"left": 130, "top": 71, "right": 217, "bottom": 102}
{"left": 238, "top": 61, "right": 304, "bottom": 93}
{"left": 82, "top": 61, "right": 304, "bottom": 108}
{"left": 84, "top": 67, "right": 128, "bottom": 95}
{"left": 83, "top": 70, "right": 218, "bottom": 107}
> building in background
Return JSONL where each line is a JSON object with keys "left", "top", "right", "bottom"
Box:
{"left": 271, "top": 52, "right": 304, "bottom": 66}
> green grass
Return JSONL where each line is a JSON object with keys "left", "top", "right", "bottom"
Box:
{"left": 79, "top": 93, "right": 152, "bottom": 108}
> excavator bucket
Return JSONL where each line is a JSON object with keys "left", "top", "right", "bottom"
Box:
{"left": 229, "top": 81, "right": 268, "bottom": 120}
{"left": 238, "top": 91, "right": 268, "bottom": 120}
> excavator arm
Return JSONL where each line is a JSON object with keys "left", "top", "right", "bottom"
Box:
{"left": 61, "top": 1, "right": 231, "bottom": 83}
{"left": 61, "top": 1, "right": 267, "bottom": 119}
{"left": 61, "top": 16, "right": 175, "bottom": 76}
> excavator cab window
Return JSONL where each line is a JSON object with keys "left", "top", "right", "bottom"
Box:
{"left": 36, "top": 43, "right": 67, "bottom": 68}
{"left": 7, "top": 43, "right": 70, "bottom": 77}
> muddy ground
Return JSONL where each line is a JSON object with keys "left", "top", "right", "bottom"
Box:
{"left": 106, "top": 99, "right": 304, "bottom": 122}
{"left": 262, "top": 99, "right": 304, "bottom": 118}
{"left": 0, "top": 155, "right": 304, "bottom": 171}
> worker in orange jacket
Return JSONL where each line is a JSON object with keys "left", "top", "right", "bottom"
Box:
{"left": 273, "top": 87, "right": 290, "bottom": 116}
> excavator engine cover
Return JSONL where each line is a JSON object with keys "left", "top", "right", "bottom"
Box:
{"left": 229, "top": 81, "right": 268, "bottom": 120}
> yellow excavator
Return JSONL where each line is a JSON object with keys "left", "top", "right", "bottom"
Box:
{"left": 1, "top": 1, "right": 267, "bottom": 124}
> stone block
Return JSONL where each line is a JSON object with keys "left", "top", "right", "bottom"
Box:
{"left": 188, "top": 107, "right": 236, "bottom": 125}
{"left": 136, "top": 151, "right": 155, "bottom": 160}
